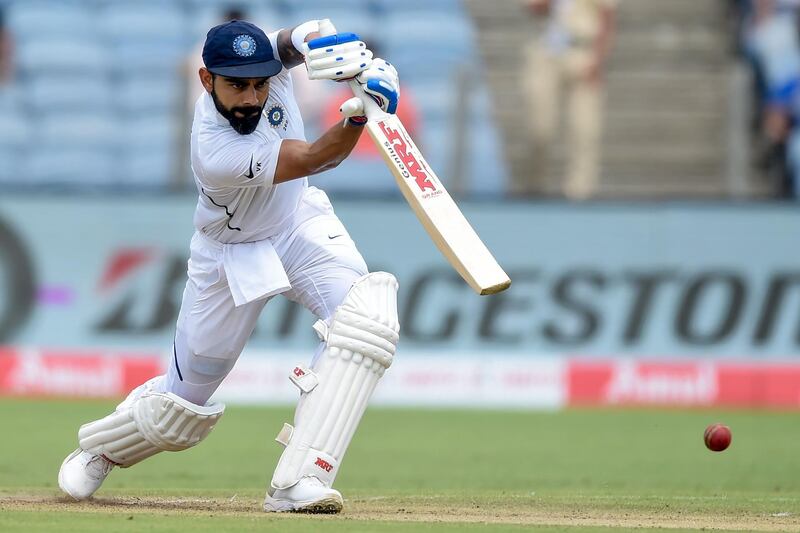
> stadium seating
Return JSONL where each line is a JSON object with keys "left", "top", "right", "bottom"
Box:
{"left": 372, "top": 0, "right": 464, "bottom": 14}
{"left": 0, "top": 149, "right": 14, "bottom": 183}
{"left": 41, "top": 113, "right": 118, "bottom": 151}
{"left": 0, "top": 110, "right": 29, "bottom": 183}
{"left": 0, "top": 0, "right": 506, "bottom": 195}
{"left": 115, "top": 76, "right": 181, "bottom": 115}
{"left": 0, "top": 111, "right": 32, "bottom": 148}
{"left": 6, "top": 1, "right": 96, "bottom": 42}
{"left": 28, "top": 74, "right": 113, "bottom": 113}
{"left": 0, "top": 85, "right": 18, "bottom": 112}
{"left": 288, "top": 7, "right": 373, "bottom": 36}
{"left": 102, "top": 3, "right": 187, "bottom": 44}
{"left": 407, "top": 80, "right": 453, "bottom": 123}
{"left": 25, "top": 149, "right": 116, "bottom": 185}
{"left": 17, "top": 39, "right": 110, "bottom": 75}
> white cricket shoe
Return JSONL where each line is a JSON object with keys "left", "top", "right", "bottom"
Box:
{"left": 58, "top": 448, "right": 114, "bottom": 501}
{"left": 263, "top": 476, "right": 343, "bottom": 513}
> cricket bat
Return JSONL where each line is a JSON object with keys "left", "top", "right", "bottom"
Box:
{"left": 319, "top": 21, "right": 512, "bottom": 296}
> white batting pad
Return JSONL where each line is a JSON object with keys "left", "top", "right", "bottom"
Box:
{"left": 78, "top": 390, "right": 225, "bottom": 467}
{"left": 270, "top": 272, "right": 399, "bottom": 490}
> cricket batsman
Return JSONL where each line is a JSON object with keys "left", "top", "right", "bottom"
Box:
{"left": 57, "top": 19, "right": 401, "bottom": 514}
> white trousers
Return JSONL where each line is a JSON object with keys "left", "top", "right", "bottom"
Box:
{"left": 164, "top": 187, "right": 368, "bottom": 405}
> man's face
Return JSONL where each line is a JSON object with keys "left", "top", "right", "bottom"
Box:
{"left": 200, "top": 69, "right": 271, "bottom": 134}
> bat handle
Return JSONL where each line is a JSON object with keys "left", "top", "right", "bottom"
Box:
{"left": 317, "top": 18, "right": 388, "bottom": 122}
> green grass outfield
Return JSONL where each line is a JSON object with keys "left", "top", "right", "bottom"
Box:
{"left": 0, "top": 398, "right": 797, "bottom": 532}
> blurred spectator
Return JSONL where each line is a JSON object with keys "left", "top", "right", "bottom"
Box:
{"left": 740, "top": 0, "right": 800, "bottom": 195}
{"left": 521, "top": 0, "right": 617, "bottom": 200}
{"left": 0, "top": 6, "right": 14, "bottom": 85}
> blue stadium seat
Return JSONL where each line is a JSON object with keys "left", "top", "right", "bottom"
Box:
{"left": 27, "top": 75, "right": 113, "bottom": 113}
{"left": 6, "top": 1, "right": 96, "bottom": 42}
{"left": 415, "top": 94, "right": 509, "bottom": 196}
{"left": 465, "top": 128, "right": 509, "bottom": 196}
{"left": 0, "top": 148, "right": 17, "bottom": 183}
{"left": 116, "top": 77, "right": 181, "bottom": 115}
{"left": 250, "top": 7, "right": 292, "bottom": 34}
{"left": 0, "top": 85, "right": 22, "bottom": 114}
{"left": 185, "top": 0, "right": 281, "bottom": 9}
{"left": 311, "top": 159, "right": 398, "bottom": 197}
{"left": 101, "top": 3, "right": 188, "bottom": 45}
{"left": 112, "top": 41, "right": 186, "bottom": 74}
{"left": 41, "top": 113, "right": 118, "bottom": 150}
{"left": 25, "top": 149, "right": 116, "bottom": 185}
{"left": 121, "top": 147, "right": 174, "bottom": 187}
{"left": 288, "top": 0, "right": 371, "bottom": 9}
{"left": 405, "top": 79, "right": 453, "bottom": 122}
{"left": 385, "top": 50, "right": 467, "bottom": 82}
{"left": 383, "top": 12, "right": 475, "bottom": 81}
{"left": 464, "top": 86, "right": 509, "bottom": 196}
{"left": 418, "top": 120, "right": 453, "bottom": 188}
{"left": 17, "top": 39, "right": 110, "bottom": 74}
{"left": 286, "top": 7, "right": 374, "bottom": 36}
{"left": 118, "top": 115, "right": 178, "bottom": 186}
{"left": 383, "top": 11, "right": 473, "bottom": 55}
{"left": 189, "top": 6, "right": 287, "bottom": 41}
{"left": 122, "top": 116, "right": 176, "bottom": 148}
{"left": 372, "top": 0, "right": 464, "bottom": 14}
{"left": 0, "top": 111, "right": 32, "bottom": 148}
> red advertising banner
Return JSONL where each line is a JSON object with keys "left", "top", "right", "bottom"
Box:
{"left": 2, "top": 348, "right": 800, "bottom": 409}
{"left": 0, "top": 348, "right": 162, "bottom": 398}
{"left": 567, "top": 360, "right": 800, "bottom": 408}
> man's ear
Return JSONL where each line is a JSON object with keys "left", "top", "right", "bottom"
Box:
{"left": 199, "top": 67, "right": 214, "bottom": 93}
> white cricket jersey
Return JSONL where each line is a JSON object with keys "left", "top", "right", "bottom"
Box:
{"left": 190, "top": 59, "right": 307, "bottom": 243}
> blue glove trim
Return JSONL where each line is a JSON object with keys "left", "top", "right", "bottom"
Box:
{"left": 307, "top": 33, "right": 360, "bottom": 50}
{"left": 366, "top": 79, "right": 398, "bottom": 114}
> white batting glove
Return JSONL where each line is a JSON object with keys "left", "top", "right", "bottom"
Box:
{"left": 356, "top": 58, "right": 400, "bottom": 114}
{"left": 305, "top": 32, "right": 373, "bottom": 81}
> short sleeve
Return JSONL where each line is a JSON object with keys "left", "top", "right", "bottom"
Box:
{"left": 195, "top": 129, "right": 282, "bottom": 188}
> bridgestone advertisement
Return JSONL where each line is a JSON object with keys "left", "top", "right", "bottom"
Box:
{"left": 0, "top": 197, "right": 798, "bottom": 407}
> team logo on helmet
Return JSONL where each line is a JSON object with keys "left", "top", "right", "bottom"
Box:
{"left": 267, "top": 104, "right": 286, "bottom": 128}
{"left": 233, "top": 34, "right": 256, "bottom": 57}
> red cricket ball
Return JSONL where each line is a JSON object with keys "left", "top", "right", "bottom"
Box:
{"left": 704, "top": 423, "right": 732, "bottom": 452}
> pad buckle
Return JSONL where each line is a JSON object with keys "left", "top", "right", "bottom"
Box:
{"left": 275, "top": 423, "right": 294, "bottom": 447}
{"left": 312, "top": 319, "right": 329, "bottom": 341}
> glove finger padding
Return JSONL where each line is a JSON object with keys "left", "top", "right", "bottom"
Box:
{"left": 357, "top": 58, "right": 400, "bottom": 114}
{"left": 306, "top": 32, "right": 372, "bottom": 81}
{"left": 307, "top": 49, "right": 373, "bottom": 72}
{"left": 305, "top": 39, "right": 367, "bottom": 61}
{"left": 309, "top": 62, "right": 373, "bottom": 82}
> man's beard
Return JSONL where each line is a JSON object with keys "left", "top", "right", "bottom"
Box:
{"left": 211, "top": 89, "right": 264, "bottom": 135}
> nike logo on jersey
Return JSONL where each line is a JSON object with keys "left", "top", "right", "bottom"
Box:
{"left": 328, "top": 234, "right": 343, "bottom": 240}
{"left": 245, "top": 155, "right": 255, "bottom": 179}
{"left": 244, "top": 156, "right": 262, "bottom": 179}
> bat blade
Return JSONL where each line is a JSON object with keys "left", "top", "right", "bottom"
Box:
{"left": 366, "top": 115, "right": 511, "bottom": 295}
